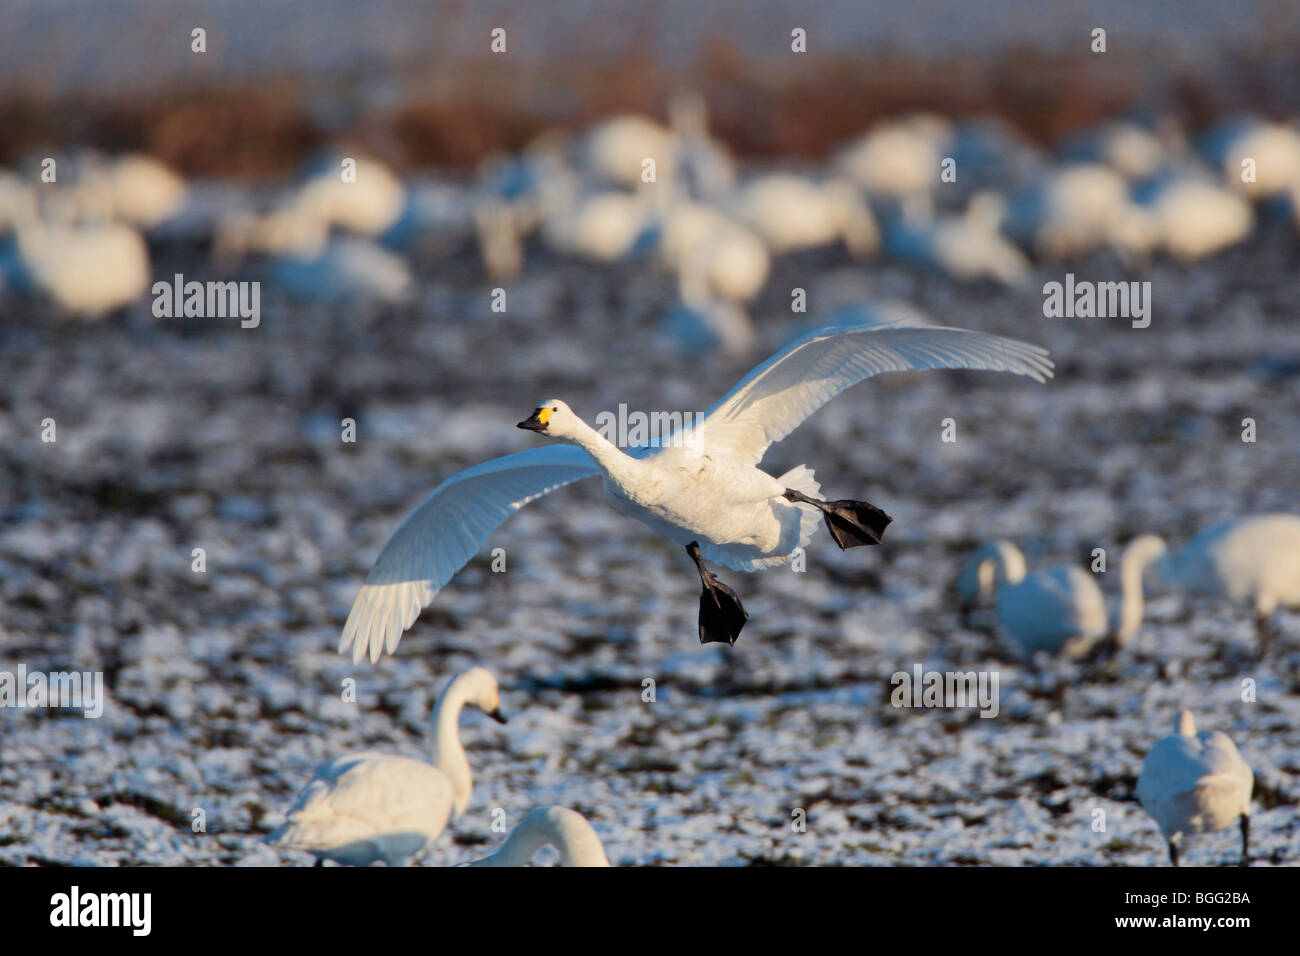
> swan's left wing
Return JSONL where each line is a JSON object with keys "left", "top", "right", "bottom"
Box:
{"left": 684, "top": 322, "right": 1054, "bottom": 467}
{"left": 339, "top": 445, "right": 600, "bottom": 664}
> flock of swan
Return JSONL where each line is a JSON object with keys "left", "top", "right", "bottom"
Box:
{"left": 3, "top": 107, "right": 1300, "bottom": 336}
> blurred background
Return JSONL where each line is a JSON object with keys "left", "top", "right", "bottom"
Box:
{"left": 0, "top": 1, "right": 1297, "bottom": 867}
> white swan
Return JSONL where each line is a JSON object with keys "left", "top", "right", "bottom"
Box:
{"left": 957, "top": 541, "right": 1107, "bottom": 658}
{"left": 1134, "top": 172, "right": 1254, "bottom": 262}
{"left": 466, "top": 807, "right": 610, "bottom": 867}
{"left": 339, "top": 321, "right": 1053, "bottom": 662}
{"left": 958, "top": 535, "right": 1166, "bottom": 659}
{"left": 883, "top": 192, "right": 1029, "bottom": 286}
{"left": 1154, "top": 513, "right": 1300, "bottom": 654}
{"left": 267, "top": 667, "right": 506, "bottom": 865}
{"left": 835, "top": 114, "right": 952, "bottom": 200}
{"left": 659, "top": 200, "right": 769, "bottom": 304}
{"left": 731, "top": 174, "right": 878, "bottom": 258}
{"left": 3, "top": 220, "right": 149, "bottom": 317}
{"left": 1002, "top": 163, "right": 1158, "bottom": 261}
{"left": 1136, "top": 710, "right": 1253, "bottom": 866}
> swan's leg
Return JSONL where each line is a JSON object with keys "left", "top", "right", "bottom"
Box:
{"left": 783, "top": 488, "right": 892, "bottom": 549}
{"left": 1254, "top": 611, "right": 1273, "bottom": 657}
{"left": 1239, "top": 814, "right": 1250, "bottom": 866}
{"left": 686, "top": 542, "right": 748, "bottom": 646}
{"left": 1168, "top": 838, "right": 1180, "bottom": 867}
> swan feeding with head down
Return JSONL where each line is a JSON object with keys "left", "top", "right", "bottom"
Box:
{"left": 1137, "top": 710, "right": 1253, "bottom": 867}
{"left": 466, "top": 807, "right": 611, "bottom": 867}
{"left": 267, "top": 667, "right": 506, "bottom": 865}
{"left": 339, "top": 321, "right": 1053, "bottom": 663}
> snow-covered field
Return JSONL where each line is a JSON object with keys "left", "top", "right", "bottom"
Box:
{"left": 1, "top": 226, "right": 1298, "bottom": 866}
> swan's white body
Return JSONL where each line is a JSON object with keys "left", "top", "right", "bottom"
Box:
{"left": 1137, "top": 710, "right": 1252, "bottom": 863}
{"left": 732, "top": 174, "right": 878, "bottom": 257}
{"left": 340, "top": 321, "right": 1053, "bottom": 663}
{"left": 1156, "top": 513, "right": 1300, "bottom": 633}
{"left": 959, "top": 541, "right": 1106, "bottom": 658}
{"left": 836, "top": 115, "right": 951, "bottom": 199}
{"left": 467, "top": 807, "right": 611, "bottom": 867}
{"left": 959, "top": 536, "right": 1166, "bottom": 658}
{"left": 884, "top": 193, "right": 1029, "bottom": 286}
{"left": 659, "top": 201, "right": 769, "bottom": 303}
{"left": 268, "top": 667, "right": 504, "bottom": 864}
{"left": 295, "top": 156, "right": 406, "bottom": 237}
{"left": 1004, "top": 163, "right": 1157, "bottom": 260}
{"left": 7, "top": 221, "right": 150, "bottom": 316}
{"left": 1140, "top": 175, "right": 1254, "bottom": 262}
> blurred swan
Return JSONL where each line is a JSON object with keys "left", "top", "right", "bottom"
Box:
{"left": 217, "top": 204, "right": 411, "bottom": 303}
{"left": 1201, "top": 117, "right": 1300, "bottom": 202}
{"left": 958, "top": 535, "right": 1166, "bottom": 658}
{"left": 1003, "top": 163, "right": 1158, "bottom": 261}
{"left": 835, "top": 114, "right": 951, "bottom": 203}
{"left": 466, "top": 807, "right": 610, "bottom": 867}
{"left": 268, "top": 667, "right": 506, "bottom": 866}
{"left": 339, "top": 321, "right": 1052, "bottom": 662}
{"left": 663, "top": 262, "right": 756, "bottom": 359}
{"left": 1154, "top": 513, "right": 1300, "bottom": 654}
{"left": 1062, "top": 120, "right": 1171, "bottom": 180}
{"left": 2, "top": 220, "right": 149, "bottom": 317}
{"left": 957, "top": 540, "right": 1106, "bottom": 658}
{"left": 294, "top": 155, "right": 406, "bottom": 237}
{"left": 273, "top": 235, "right": 413, "bottom": 304}
{"left": 582, "top": 114, "right": 677, "bottom": 190}
{"left": 1133, "top": 171, "right": 1254, "bottom": 262}
{"left": 732, "top": 174, "right": 878, "bottom": 258}
{"left": 1137, "top": 710, "right": 1252, "bottom": 867}
{"left": 660, "top": 201, "right": 769, "bottom": 303}
{"left": 883, "top": 191, "right": 1029, "bottom": 285}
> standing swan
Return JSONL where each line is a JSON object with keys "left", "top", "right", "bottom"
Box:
{"left": 957, "top": 541, "right": 1107, "bottom": 658}
{"left": 1154, "top": 514, "right": 1300, "bottom": 654}
{"left": 466, "top": 807, "right": 611, "bottom": 867}
{"left": 267, "top": 667, "right": 506, "bottom": 865}
{"left": 1137, "top": 710, "right": 1253, "bottom": 867}
{"left": 340, "top": 321, "right": 1053, "bottom": 662}
{"left": 957, "top": 535, "right": 1166, "bottom": 659}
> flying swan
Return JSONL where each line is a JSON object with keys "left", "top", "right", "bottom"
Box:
{"left": 340, "top": 321, "right": 1054, "bottom": 662}
{"left": 267, "top": 667, "right": 506, "bottom": 865}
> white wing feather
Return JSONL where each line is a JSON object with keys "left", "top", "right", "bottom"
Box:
{"left": 688, "top": 322, "right": 1054, "bottom": 466}
{"left": 339, "top": 445, "right": 599, "bottom": 663}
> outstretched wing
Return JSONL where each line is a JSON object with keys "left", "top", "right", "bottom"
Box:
{"left": 686, "top": 322, "right": 1053, "bottom": 467}
{"left": 340, "top": 445, "right": 600, "bottom": 663}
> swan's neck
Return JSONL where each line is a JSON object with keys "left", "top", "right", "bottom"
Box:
{"left": 565, "top": 419, "right": 640, "bottom": 485}
{"left": 430, "top": 687, "right": 472, "bottom": 817}
{"left": 982, "top": 541, "right": 1027, "bottom": 588}
{"left": 481, "top": 813, "right": 608, "bottom": 866}
{"left": 1113, "top": 546, "right": 1156, "bottom": 645}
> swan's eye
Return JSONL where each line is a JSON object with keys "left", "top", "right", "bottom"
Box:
{"left": 551, "top": 406, "right": 558, "bottom": 413}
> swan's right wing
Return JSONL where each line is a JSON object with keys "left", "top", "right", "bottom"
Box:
{"left": 684, "top": 322, "right": 1054, "bottom": 467}
{"left": 339, "top": 445, "right": 600, "bottom": 664}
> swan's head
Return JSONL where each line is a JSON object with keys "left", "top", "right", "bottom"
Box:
{"left": 451, "top": 666, "right": 508, "bottom": 724}
{"left": 517, "top": 398, "right": 580, "bottom": 440}
{"left": 1122, "top": 533, "right": 1168, "bottom": 572}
